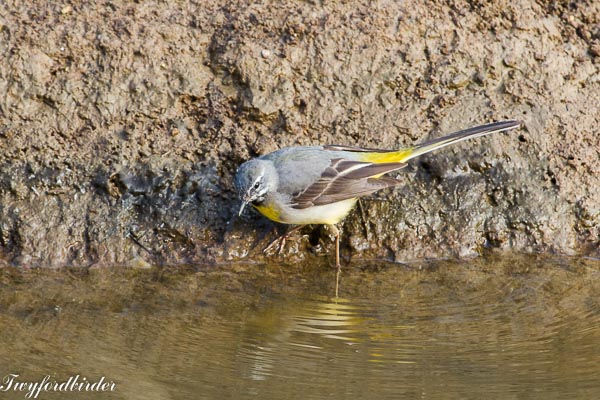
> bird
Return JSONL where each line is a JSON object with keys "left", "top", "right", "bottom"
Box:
{"left": 234, "top": 120, "right": 521, "bottom": 269}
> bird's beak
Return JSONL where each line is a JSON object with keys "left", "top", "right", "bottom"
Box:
{"left": 238, "top": 200, "right": 249, "bottom": 216}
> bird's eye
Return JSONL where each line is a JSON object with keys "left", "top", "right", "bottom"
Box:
{"left": 253, "top": 182, "right": 260, "bottom": 189}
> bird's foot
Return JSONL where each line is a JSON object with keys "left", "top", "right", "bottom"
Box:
{"left": 263, "top": 225, "right": 304, "bottom": 255}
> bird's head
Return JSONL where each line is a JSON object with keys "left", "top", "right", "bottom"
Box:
{"left": 234, "top": 159, "right": 278, "bottom": 216}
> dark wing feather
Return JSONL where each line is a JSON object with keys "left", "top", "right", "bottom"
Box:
{"left": 291, "top": 159, "right": 406, "bottom": 209}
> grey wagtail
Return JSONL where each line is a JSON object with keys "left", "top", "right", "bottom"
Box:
{"left": 234, "top": 120, "right": 520, "bottom": 267}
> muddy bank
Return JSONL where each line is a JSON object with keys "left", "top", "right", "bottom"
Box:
{"left": 0, "top": 1, "right": 598, "bottom": 267}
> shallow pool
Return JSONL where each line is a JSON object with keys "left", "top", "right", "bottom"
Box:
{"left": 1, "top": 254, "right": 599, "bottom": 399}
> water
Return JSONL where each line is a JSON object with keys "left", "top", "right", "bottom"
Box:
{"left": 1, "top": 254, "right": 599, "bottom": 399}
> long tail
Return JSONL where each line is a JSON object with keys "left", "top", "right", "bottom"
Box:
{"left": 361, "top": 120, "right": 521, "bottom": 163}
{"left": 404, "top": 120, "right": 521, "bottom": 161}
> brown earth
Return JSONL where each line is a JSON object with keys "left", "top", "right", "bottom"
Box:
{"left": 0, "top": 0, "right": 598, "bottom": 268}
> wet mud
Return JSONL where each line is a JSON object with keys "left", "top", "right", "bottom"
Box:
{"left": 0, "top": 1, "right": 598, "bottom": 267}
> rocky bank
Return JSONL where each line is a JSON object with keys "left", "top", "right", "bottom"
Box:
{"left": 0, "top": 1, "right": 598, "bottom": 268}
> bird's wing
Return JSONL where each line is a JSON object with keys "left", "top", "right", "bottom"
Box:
{"left": 290, "top": 158, "right": 406, "bottom": 209}
{"left": 322, "top": 144, "right": 396, "bottom": 153}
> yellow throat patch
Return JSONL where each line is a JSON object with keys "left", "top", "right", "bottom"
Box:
{"left": 252, "top": 203, "right": 281, "bottom": 223}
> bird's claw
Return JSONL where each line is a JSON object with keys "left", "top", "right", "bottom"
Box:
{"left": 263, "top": 225, "right": 305, "bottom": 256}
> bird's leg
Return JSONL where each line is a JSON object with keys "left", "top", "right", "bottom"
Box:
{"left": 263, "top": 225, "right": 304, "bottom": 255}
{"left": 357, "top": 198, "right": 369, "bottom": 238}
{"left": 328, "top": 224, "right": 341, "bottom": 297}
{"left": 327, "top": 224, "right": 341, "bottom": 268}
